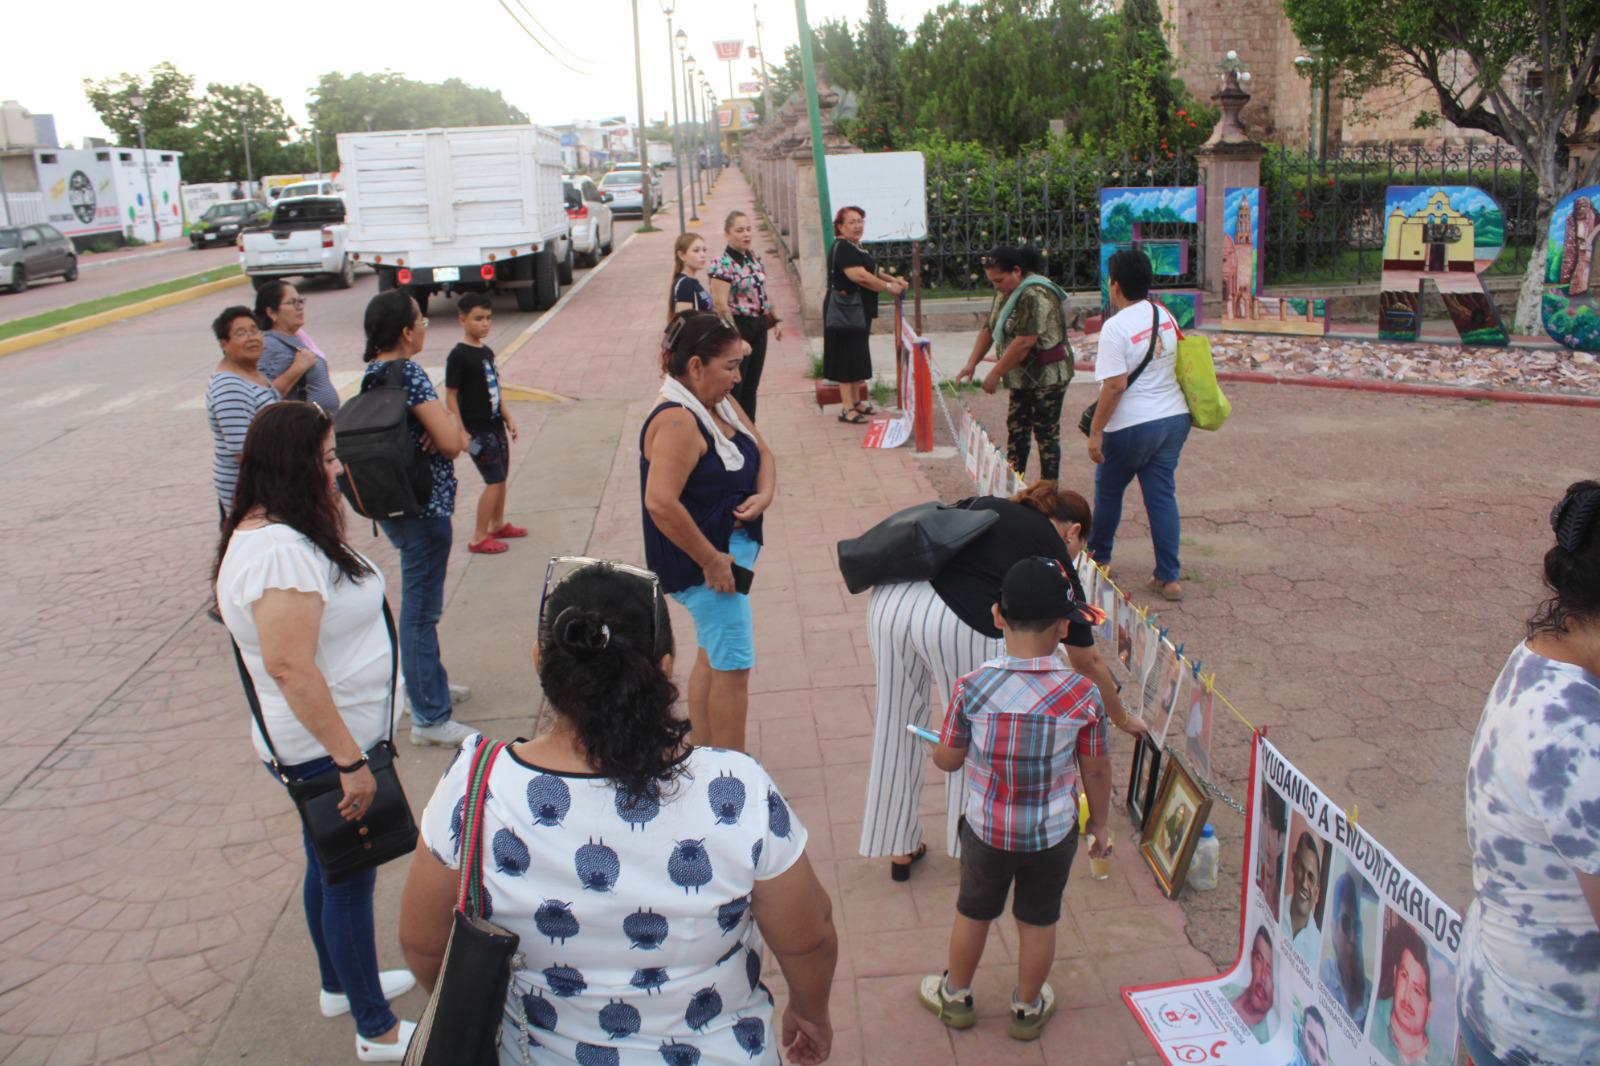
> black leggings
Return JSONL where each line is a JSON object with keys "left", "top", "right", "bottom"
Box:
{"left": 730, "top": 315, "right": 769, "bottom": 420}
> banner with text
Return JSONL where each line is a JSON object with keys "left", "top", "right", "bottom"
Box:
{"left": 1125, "top": 735, "right": 1463, "bottom": 1066}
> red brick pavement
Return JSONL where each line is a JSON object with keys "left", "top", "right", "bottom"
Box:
{"left": 503, "top": 172, "right": 1206, "bottom": 1064}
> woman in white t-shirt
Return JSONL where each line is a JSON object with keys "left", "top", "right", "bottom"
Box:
{"left": 215, "top": 401, "right": 417, "bottom": 1062}
{"left": 399, "top": 559, "right": 838, "bottom": 1065}
{"left": 1084, "top": 249, "right": 1192, "bottom": 601}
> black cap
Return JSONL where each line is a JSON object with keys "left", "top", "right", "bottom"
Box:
{"left": 999, "top": 557, "right": 1105, "bottom": 625}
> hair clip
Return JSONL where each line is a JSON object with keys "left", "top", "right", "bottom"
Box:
{"left": 664, "top": 315, "right": 689, "bottom": 349}
{"left": 1551, "top": 486, "right": 1600, "bottom": 552}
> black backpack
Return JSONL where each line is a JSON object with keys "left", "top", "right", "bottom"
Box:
{"left": 334, "top": 360, "right": 434, "bottom": 520}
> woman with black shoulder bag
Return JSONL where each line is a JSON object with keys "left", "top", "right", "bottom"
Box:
{"left": 823, "top": 205, "right": 906, "bottom": 425}
{"left": 215, "top": 401, "right": 419, "bottom": 1062}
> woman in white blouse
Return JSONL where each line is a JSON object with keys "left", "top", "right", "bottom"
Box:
{"left": 214, "top": 402, "right": 416, "bottom": 1062}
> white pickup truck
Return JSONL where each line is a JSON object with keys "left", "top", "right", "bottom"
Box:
{"left": 337, "top": 124, "right": 572, "bottom": 314}
{"left": 240, "top": 196, "right": 356, "bottom": 289}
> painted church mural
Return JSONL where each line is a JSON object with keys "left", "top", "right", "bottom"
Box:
{"left": 1220, "top": 186, "right": 1328, "bottom": 336}
{"left": 1543, "top": 185, "right": 1600, "bottom": 352}
{"left": 1377, "top": 186, "right": 1509, "bottom": 346}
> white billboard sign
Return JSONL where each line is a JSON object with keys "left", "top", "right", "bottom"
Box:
{"left": 824, "top": 151, "right": 928, "bottom": 242}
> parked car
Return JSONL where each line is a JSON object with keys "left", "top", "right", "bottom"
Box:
{"left": 563, "top": 175, "right": 615, "bottom": 268}
{"left": 240, "top": 196, "right": 355, "bottom": 289}
{"left": 190, "top": 200, "right": 270, "bottom": 248}
{"left": 599, "top": 169, "right": 647, "bottom": 217}
{"left": 1, "top": 224, "right": 77, "bottom": 294}
{"left": 276, "top": 180, "right": 340, "bottom": 201}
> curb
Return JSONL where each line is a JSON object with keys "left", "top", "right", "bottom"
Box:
{"left": 0, "top": 273, "right": 248, "bottom": 359}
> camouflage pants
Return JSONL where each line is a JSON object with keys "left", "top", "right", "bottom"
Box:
{"left": 1005, "top": 384, "right": 1067, "bottom": 482}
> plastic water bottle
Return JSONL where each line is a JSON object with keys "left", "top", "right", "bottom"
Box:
{"left": 1190, "top": 824, "right": 1220, "bottom": 891}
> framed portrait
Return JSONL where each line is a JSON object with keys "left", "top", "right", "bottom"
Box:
{"left": 1139, "top": 756, "right": 1213, "bottom": 897}
{"left": 1126, "top": 732, "right": 1164, "bottom": 831}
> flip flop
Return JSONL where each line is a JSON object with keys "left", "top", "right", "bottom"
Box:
{"left": 890, "top": 842, "right": 929, "bottom": 882}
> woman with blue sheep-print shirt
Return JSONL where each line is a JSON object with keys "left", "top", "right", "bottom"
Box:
{"left": 1456, "top": 480, "right": 1600, "bottom": 1066}
{"left": 399, "top": 560, "right": 837, "bottom": 1065}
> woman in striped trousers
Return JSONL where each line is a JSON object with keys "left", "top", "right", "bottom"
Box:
{"left": 859, "top": 483, "right": 1136, "bottom": 879}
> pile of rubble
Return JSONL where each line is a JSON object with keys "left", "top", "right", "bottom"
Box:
{"left": 1205, "top": 335, "right": 1600, "bottom": 395}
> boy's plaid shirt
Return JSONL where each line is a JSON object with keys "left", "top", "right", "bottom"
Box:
{"left": 938, "top": 654, "right": 1106, "bottom": 852}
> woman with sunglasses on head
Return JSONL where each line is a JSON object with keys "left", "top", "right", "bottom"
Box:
{"left": 255, "top": 279, "right": 340, "bottom": 411}
{"left": 824, "top": 205, "right": 906, "bottom": 425}
{"left": 215, "top": 402, "right": 416, "bottom": 1062}
{"left": 709, "top": 210, "right": 782, "bottom": 420}
{"left": 641, "top": 312, "right": 775, "bottom": 752}
{"left": 1457, "top": 481, "right": 1600, "bottom": 1066}
{"left": 359, "top": 290, "right": 475, "bottom": 749}
{"left": 399, "top": 559, "right": 837, "bottom": 1065}
{"left": 669, "top": 232, "right": 714, "bottom": 319}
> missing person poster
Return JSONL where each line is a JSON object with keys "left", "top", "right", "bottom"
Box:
{"left": 1125, "top": 735, "right": 1464, "bottom": 1066}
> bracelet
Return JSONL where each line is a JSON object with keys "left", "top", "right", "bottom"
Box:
{"left": 336, "top": 755, "right": 369, "bottom": 774}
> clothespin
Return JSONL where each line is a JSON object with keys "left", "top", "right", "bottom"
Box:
{"left": 1203, "top": 672, "right": 1216, "bottom": 694}
{"left": 1190, "top": 659, "right": 1204, "bottom": 679}
{"left": 1157, "top": 625, "right": 1170, "bottom": 644}
{"left": 1349, "top": 804, "right": 1359, "bottom": 826}
{"left": 1174, "top": 642, "right": 1185, "bottom": 662}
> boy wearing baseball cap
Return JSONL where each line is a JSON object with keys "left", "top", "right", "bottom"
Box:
{"left": 918, "top": 556, "right": 1113, "bottom": 1040}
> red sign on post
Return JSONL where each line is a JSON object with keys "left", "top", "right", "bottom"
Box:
{"left": 713, "top": 39, "right": 743, "bottom": 60}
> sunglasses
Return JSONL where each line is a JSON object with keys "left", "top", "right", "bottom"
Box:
{"left": 538, "top": 556, "right": 665, "bottom": 658}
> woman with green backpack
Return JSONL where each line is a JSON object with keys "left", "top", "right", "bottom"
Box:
{"left": 955, "top": 246, "right": 1074, "bottom": 483}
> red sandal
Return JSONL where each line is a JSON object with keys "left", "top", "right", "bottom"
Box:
{"left": 468, "top": 537, "right": 509, "bottom": 554}
{"left": 491, "top": 523, "right": 528, "bottom": 539}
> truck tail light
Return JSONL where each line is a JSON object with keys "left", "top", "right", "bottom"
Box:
{"left": 321, "top": 227, "right": 334, "bottom": 249}
{"left": 480, "top": 264, "right": 495, "bottom": 280}
{"left": 236, "top": 234, "right": 244, "bottom": 251}
{"left": 567, "top": 204, "right": 588, "bottom": 219}
{"left": 397, "top": 268, "right": 413, "bottom": 285}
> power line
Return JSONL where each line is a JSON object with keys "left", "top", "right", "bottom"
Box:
{"left": 510, "top": 0, "right": 601, "bottom": 69}
{"left": 496, "top": 0, "right": 595, "bottom": 76}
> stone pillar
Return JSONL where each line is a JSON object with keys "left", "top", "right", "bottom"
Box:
{"left": 793, "top": 156, "right": 828, "bottom": 327}
{"left": 1195, "top": 66, "right": 1265, "bottom": 302}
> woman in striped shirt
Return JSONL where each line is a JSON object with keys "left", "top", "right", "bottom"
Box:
{"left": 206, "top": 305, "right": 278, "bottom": 518}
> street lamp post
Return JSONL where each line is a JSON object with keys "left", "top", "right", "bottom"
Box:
{"left": 677, "top": 34, "right": 701, "bottom": 221}
{"left": 685, "top": 57, "right": 705, "bottom": 210}
{"left": 128, "top": 87, "right": 162, "bottom": 243}
{"left": 630, "top": 0, "right": 658, "bottom": 230}
{"left": 662, "top": 1, "right": 686, "bottom": 232}
{"left": 241, "top": 101, "right": 254, "bottom": 189}
{"left": 706, "top": 83, "right": 719, "bottom": 174}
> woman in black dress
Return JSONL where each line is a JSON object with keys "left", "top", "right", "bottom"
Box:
{"left": 824, "top": 205, "right": 906, "bottom": 424}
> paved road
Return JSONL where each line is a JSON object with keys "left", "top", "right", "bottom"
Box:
{"left": 0, "top": 244, "right": 242, "bottom": 323}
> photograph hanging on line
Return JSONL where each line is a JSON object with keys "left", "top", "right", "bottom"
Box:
{"left": 1182, "top": 683, "right": 1214, "bottom": 782}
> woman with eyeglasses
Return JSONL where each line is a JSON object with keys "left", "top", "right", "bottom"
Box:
{"left": 207, "top": 305, "right": 280, "bottom": 520}
{"left": 641, "top": 312, "right": 775, "bottom": 752}
{"left": 215, "top": 401, "right": 417, "bottom": 1061}
{"left": 256, "top": 280, "right": 341, "bottom": 411}
{"left": 824, "top": 205, "right": 906, "bottom": 425}
{"left": 359, "top": 290, "right": 474, "bottom": 749}
{"left": 399, "top": 559, "right": 837, "bottom": 1065}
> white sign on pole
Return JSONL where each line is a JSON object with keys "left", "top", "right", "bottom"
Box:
{"left": 824, "top": 151, "right": 927, "bottom": 242}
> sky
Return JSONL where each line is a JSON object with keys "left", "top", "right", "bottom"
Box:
{"left": 5, "top": 0, "right": 942, "bottom": 149}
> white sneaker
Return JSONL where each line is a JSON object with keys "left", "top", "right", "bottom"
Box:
{"left": 449, "top": 683, "right": 471, "bottom": 705}
{"left": 410, "top": 719, "right": 476, "bottom": 747}
{"left": 320, "top": 970, "right": 417, "bottom": 1018}
{"left": 356, "top": 1019, "right": 416, "bottom": 1062}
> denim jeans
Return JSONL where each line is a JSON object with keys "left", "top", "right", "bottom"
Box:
{"left": 272, "top": 757, "right": 398, "bottom": 1039}
{"left": 378, "top": 515, "right": 454, "bottom": 727}
{"left": 1089, "top": 412, "right": 1191, "bottom": 582}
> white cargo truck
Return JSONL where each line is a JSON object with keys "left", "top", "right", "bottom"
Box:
{"left": 337, "top": 125, "right": 574, "bottom": 314}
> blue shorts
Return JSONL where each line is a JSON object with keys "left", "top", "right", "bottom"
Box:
{"left": 670, "top": 529, "right": 759, "bottom": 671}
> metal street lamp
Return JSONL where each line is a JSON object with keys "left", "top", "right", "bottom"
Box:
{"left": 685, "top": 56, "right": 704, "bottom": 211}
{"left": 630, "top": 0, "right": 658, "bottom": 230}
{"left": 127, "top": 87, "right": 162, "bottom": 243}
{"left": 678, "top": 38, "right": 700, "bottom": 221}
{"left": 662, "top": 0, "right": 687, "bottom": 231}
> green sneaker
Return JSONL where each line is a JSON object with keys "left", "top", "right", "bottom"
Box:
{"left": 917, "top": 973, "right": 976, "bottom": 1030}
{"left": 1007, "top": 984, "right": 1056, "bottom": 1041}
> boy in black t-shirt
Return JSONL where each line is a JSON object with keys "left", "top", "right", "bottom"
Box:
{"left": 444, "top": 293, "right": 523, "bottom": 554}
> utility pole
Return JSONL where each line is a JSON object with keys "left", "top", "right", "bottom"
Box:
{"left": 631, "top": 0, "right": 658, "bottom": 230}
{"left": 129, "top": 87, "right": 161, "bottom": 242}
{"left": 753, "top": 6, "right": 773, "bottom": 119}
{"left": 663, "top": 2, "right": 686, "bottom": 232}
{"left": 794, "top": 0, "right": 833, "bottom": 256}
{"left": 241, "top": 102, "right": 255, "bottom": 188}
{"left": 312, "top": 114, "right": 323, "bottom": 178}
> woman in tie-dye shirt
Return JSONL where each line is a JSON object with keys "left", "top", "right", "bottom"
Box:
{"left": 1457, "top": 480, "right": 1600, "bottom": 1066}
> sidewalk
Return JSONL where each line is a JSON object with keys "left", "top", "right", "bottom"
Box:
{"left": 500, "top": 171, "right": 1210, "bottom": 1064}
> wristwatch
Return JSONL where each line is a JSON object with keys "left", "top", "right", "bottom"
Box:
{"left": 336, "top": 754, "right": 370, "bottom": 774}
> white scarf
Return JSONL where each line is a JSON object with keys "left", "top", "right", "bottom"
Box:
{"left": 658, "top": 376, "right": 754, "bottom": 472}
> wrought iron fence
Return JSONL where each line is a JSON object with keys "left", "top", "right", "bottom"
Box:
{"left": 871, "top": 149, "right": 1200, "bottom": 295}
{"left": 1261, "top": 142, "right": 1539, "bottom": 286}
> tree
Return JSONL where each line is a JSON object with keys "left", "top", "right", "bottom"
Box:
{"left": 308, "top": 72, "right": 529, "bottom": 141}
{"left": 1115, "top": 0, "right": 1179, "bottom": 150}
{"left": 187, "top": 84, "right": 311, "bottom": 184}
{"left": 82, "top": 62, "right": 198, "bottom": 153}
{"left": 853, "top": 0, "right": 909, "bottom": 149}
{"left": 1282, "top": 0, "right": 1600, "bottom": 334}
{"left": 764, "top": 19, "right": 864, "bottom": 113}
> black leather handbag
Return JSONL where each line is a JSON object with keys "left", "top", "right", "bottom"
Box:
{"left": 404, "top": 739, "right": 521, "bottom": 1066}
{"left": 823, "top": 242, "right": 868, "bottom": 332}
{"left": 1079, "top": 302, "right": 1161, "bottom": 436}
{"left": 232, "top": 600, "right": 418, "bottom": 884}
{"left": 836, "top": 500, "right": 1000, "bottom": 594}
